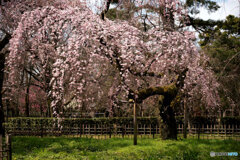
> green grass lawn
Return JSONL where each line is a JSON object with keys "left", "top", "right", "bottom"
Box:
{"left": 12, "top": 136, "right": 240, "bottom": 160}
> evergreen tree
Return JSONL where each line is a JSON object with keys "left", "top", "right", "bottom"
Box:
{"left": 105, "top": 0, "right": 221, "bottom": 32}
{"left": 200, "top": 15, "right": 240, "bottom": 113}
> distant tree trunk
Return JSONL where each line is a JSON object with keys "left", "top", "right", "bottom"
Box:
{"left": 140, "top": 104, "right": 144, "bottom": 117}
{"left": 5, "top": 99, "right": 10, "bottom": 121}
{"left": 15, "top": 94, "right": 20, "bottom": 117}
{"left": 40, "top": 104, "right": 43, "bottom": 117}
{"left": 46, "top": 97, "right": 52, "bottom": 117}
{"left": 25, "top": 72, "right": 31, "bottom": 117}
{"left": 183, "top": 97, "right": 188, "bottom": 138}
{"left": 25, "top": 88, "right": 30, "bottom": 117}
{"left": 0, "top": 51, "right": 5, "bottom": 134}
{"left": 81, "top": 100, "right": 86, "bottom": 117}
{"left": 0, "top": 99, "right": 4, "bottom": 136}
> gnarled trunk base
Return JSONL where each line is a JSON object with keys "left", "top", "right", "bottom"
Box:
{"left": 158, "top": 95, "right": 177, "bottom": 140}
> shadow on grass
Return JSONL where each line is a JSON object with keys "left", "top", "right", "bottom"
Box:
{"left": 12, "top": 137, "right": 138, "bottom": 156}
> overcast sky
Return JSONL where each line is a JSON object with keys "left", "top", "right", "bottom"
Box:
{"left": 194, "top": 0, "right": 239, "bottom": 20}
{"left": 88, "top": 0, "right": 239, "bottom": 19}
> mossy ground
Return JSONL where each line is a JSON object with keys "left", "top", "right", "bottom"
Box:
{"left": 12, "top": 136, "right": 240, "bottom": 160}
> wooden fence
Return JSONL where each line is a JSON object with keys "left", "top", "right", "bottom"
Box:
{"left": 0, "top": 134, "right": 12, "bottom": 160}
{"left": 177, "top": 124, "right": 240, "bottom": 140}
{"left": 4, "top": 121, "right": 240, "bottom": 140}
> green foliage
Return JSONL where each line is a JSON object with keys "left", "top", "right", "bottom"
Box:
{"left": 175, "top": 116, "right": 218, "bottom": 125}
{"left": 200, "top": 15, "right": 240, "bottom": 51}
{"left": 105, "top": 8, "right": 133, "bottom": 21}
{"left": 4, "top": 117, "right": 159, "bottom": 135}
{"left": 107, "top": 0, "right": 221, "bottom": 33}
{"left": 12, "top": 137, "right": 240, "bottom": 160}
{"left": 6, "top": 116, "right": 238, "bottom": 127}
{"left": 5, "top": 117, "right": 160, "bottom": 126}
{"left": 186, "top": 0, "right": 219, "bottom": 14}
{"left": 200, "top": 15, "right": 240, "bottom": 108}
{"left": 191, "top": 18, "right": 222, "bottom": 38}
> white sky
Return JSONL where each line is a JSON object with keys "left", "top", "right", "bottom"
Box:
{"left": 195, "top": 0, "right": 239, "bottom": 20}
{"left": 87, "top": 0, "right": 240, "bottom": 19}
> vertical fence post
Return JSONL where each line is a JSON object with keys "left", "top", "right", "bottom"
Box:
{"left": 133, "top": 101, "right": 137, "bottom": 145}
{"left": 206, "top": 124, "right": 209, "bottom": 139}
{"left": 109, "top": 124, "right": 111, "bottom": 138}
{"left": 197, "top": 124, "right": 200, "bottom": 140}
{"left": 150, "top": 124, "right": 152, "bottom": 139}
{"left": 0, "top": 134, "right": 2, "bottom": 160}
{"left": 6, "top": 134, "right": 12, "bottom": 160}
{"left": 144, "top": 124, "right": 146, "bottom": 137}
{"left": 228, "top": 125, "right": 231, "bottom": 139}
{"left": 83, "top": 124, "right": 85, "bottom": 137}
{"left": 183, "top": 97, "right": 188, "bottom": 139}
{"left": 94, "top": 124, "right": 96, "bottom": 138}
{"left": 225, "top": 124, "right": 227, "bottom": 139}
{"left": 210, "top": 124, "right": 212, "bottom": 138}
{"left": 121, "top": 124, "right": 125, "bottom": 138}
{"left": 40, "top": 119, "right": 43, "bottom": 137}
{"left": 153, "top": 124, "right": 155, "bottom": 139}
{"left": 101, "top": 123, "right": 103, "bottom": 139}
{"left": 236, "top": 125, "right": 238, "bottom": 140}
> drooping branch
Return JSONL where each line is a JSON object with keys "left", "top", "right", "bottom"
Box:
{"left": 136, "top": 83, "right": 177, "bottom": 103}
{"left": 99, "top": 38, "right": 162, "bottom": 79}
{"left": 136, "top": 68, "right": 188, "bottom": 103}
{"left": 5, "top": 3, "right": 219, "bottom": 118}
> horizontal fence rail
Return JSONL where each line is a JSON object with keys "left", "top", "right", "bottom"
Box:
{"left": 177, "top": 124, "right": 240, "bottom": 140}
{"left": 3, "top": 117, "right": 240, "bottom": 140}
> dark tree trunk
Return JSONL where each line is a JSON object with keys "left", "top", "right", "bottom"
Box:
{"left": 0, "top": 99, "right": 4, "bottom": 136}
{"left": 0, "top": 52, "right": 5, "bottom": 135}
{"left": 134, "top": 69, "right": 188, "bottom": 140}
{"left": 25, "top": 72, "right": 31, "bottom": 117}
{"left": 158, "top": 95, "right": 177, "bottom": 140}
{"left": 25, "top": 88, "right": 30, "bottom": 117}
{"left": 15, "top": 95, "right": 20, "bottom": 117}
{"left": 0, "top": 34, "right": 11, "bottom": 135}
{"left": 46, "top": 97, "right": 52, "bottom": 117}
{"left": 40, "top": 104, "right": 43, "bottom": 117}
{"left": 183, "top": 97, "right": 189, "bottom": 138}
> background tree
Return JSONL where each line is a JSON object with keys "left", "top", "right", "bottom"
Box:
{"left": 0, "top": 0, "right": 86, "bottom": 134}
{"left": 200, "top": 15, "right": 240, "bottom": 115}
{"left": 105, "top": 0, "right": 220, "bottom": 32}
